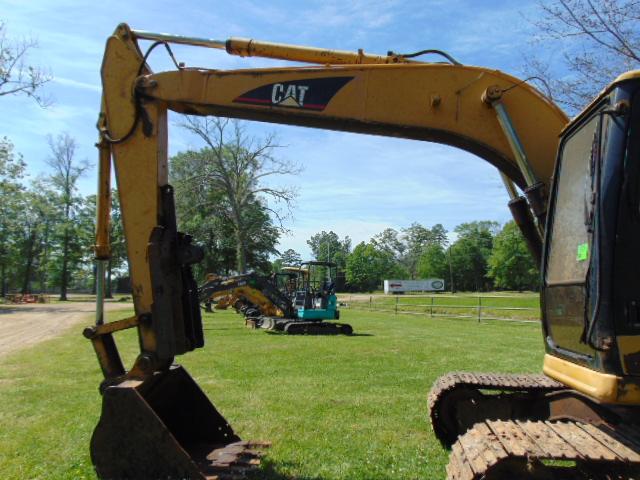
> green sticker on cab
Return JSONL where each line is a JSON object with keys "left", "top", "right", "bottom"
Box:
{"left": 577, "top": 243, "right": 589, "bottom": 261}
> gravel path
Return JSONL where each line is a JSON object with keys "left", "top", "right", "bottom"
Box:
{"left": 0, "top": 301, "right": 132, "bottom": 358}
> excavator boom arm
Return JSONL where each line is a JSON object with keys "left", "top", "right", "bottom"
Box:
{"left": 95, "top": 21, "right": 570, "bottom": 378}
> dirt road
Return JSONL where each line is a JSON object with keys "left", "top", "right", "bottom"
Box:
{"left": 0, "top": 302, "right": 132, "bottom": 358}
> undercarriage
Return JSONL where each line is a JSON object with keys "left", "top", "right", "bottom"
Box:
{"left": 249, "top": 316, "right": 353, "bottom": 335}
{"left": 429, "top": 372, "right": 640, "bottom": 479}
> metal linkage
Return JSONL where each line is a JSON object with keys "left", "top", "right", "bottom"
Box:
{"left": 132, "top": 29, "right": 226, "bottom": 50}
{"left": 131, "top": 29, "right": 413, "bottom": 65}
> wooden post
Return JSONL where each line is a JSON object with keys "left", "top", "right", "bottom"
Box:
{"left": 478, "top": 296, "right": 482, "bottom": 322}
{"left": 395, "top": 296, "right": 399, "bottom": 314}
{"left": 430, "top": 297, "right": 434, "bottom": 318}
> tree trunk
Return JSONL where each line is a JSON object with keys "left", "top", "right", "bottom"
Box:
{"left": 21, "top": 229, "right": 37, "bottom": 295}
{"left": 234, "top": 223, "right": 247, "bottom": 274}
{"left": 0, "top": 263, "right": 5, "bottom": 297}
{"left": 235, "top": 237, "right": 246, "bottom": 273}
{"left": 59, "top": 229, "right": 69, "bottom": 301}
{"left": 40, "top": 220, "right": 50, "bottom": 295}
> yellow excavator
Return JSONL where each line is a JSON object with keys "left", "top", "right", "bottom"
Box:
{"left": 198, "top": 272, "right": 296, "bottom": 319}
{"left": 87, "top": 23, "right": 640, "bottom": 479}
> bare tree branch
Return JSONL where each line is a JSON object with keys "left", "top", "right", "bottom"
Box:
{"left": 0, "top": 21, "right": 52, "bottom": 107}
{"left": 524, "top": 0, "right": 640, "bottom": 114}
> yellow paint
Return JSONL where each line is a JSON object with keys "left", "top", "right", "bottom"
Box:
{"left": 94, "top": 137, "right": 112, "bottom": 260}
{"left": 147, "top": 64, "right": 567, "bottom": 189}
{"left": 543, "top": 354, "right": 640, "bottom": 404}
{"left": 614, "top": 70, "right": 640, "bottom": 83}
{"left": 225, "top": 37, "right": 411, "bottom": 65}
{"left": 206, "top": 286, "right": 285, "bottom": 318}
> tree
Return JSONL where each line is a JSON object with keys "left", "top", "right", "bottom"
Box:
{"left": 180, "top": 117, "right": 298, "bottom": 273}
{"left": 417, "top": 244, "right": 449, "bottom": 282}
{"left": 32, "top": 181, "right": 57, "bottom": 294}
{"left": 429, "top": 224, "right": 449, "bottom": 248}
{"left": 106, "top": 192, "right": 126, "bottom": 297}
{"left": 0, "top": 21, "right": 51, "bottom": 106}
{"left": 346, "top": 242, "right": 404, "bottom": 292}
{"left": 306, "top": 230, "right": 351, "bottom": 269}
{"left": 449, "top": 221, "right": 498, "bottom": 292}
{"left": 172, "top": 150, "right": 237, "bottom": 277}
{"left": 71, "top": 194, "right": 100, "bottom": 293}
{"left": 526, "top": 0, "right": 640, "bottom": 112}
{"left": 488, "top": 221, "right": 539, "bottom": 291}
{"left": 400, "top": 222, "right": 448, "bottom": 278}
{"left": 371, "top": 228, "right": 405, "bottom": 260}
{"left": 15, "top": 185, "right": 56, "bottom": 294}
{"left": 0, "top": 137, "right": 25, "bottom": 296}
{"left": 272, "top": 249, "right": 302, "bottom": 273}
{"left": 281, "top": 249, "right": 302, "bottom": 266}
{"left": 46, "top": 132, "right": 91, "bottom": 300}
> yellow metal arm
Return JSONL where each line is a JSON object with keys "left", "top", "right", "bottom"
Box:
{"left": 139, "top": 64, "right": 566, "bottom": 190}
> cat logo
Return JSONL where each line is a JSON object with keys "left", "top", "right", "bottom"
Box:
{"left": 233, "top": 76, "right": 354, "bottom": 111}
{"left": 271, "top": 84, "right": 309, "bottom": 107}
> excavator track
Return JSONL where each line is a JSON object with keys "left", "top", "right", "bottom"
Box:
{"left": 429, "top": 372, "right": 565, "bottom": 446}
{"left": 283, "top": 321, "right": 353, "bottom": 335}
{"left": 447, "top": 419, "right": 640, "bottom": 479}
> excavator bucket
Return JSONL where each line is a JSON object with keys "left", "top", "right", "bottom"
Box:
{"left": 90, "top": 365, "right": 267, "bottom": 479}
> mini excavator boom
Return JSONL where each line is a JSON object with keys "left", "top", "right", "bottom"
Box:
{"left": 87, "top": 23, "right": 640, "bottom": 478}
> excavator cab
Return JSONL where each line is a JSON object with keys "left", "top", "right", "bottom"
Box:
{"left": 295, "top": 261, "right": 339, "bottom": 319}
{"left": 273, "top": 267, "right": 303, "bottom": 299}
{"left": 542, "top": 75, "right": 640, "bottom": 392}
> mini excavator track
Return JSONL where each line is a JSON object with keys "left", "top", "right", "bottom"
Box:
{"left": 283, "top": 321, "right": 353, "bottom": 335}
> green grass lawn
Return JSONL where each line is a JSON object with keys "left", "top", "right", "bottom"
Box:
{"left": 0, "top": 308, "right": 546, "bottom": 479}
{"left": 341, "top": 292, "right": 541, "bottom": 321}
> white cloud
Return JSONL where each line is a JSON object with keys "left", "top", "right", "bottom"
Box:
{"left": 53, "top": 77, "right": 101, "bottom": 92}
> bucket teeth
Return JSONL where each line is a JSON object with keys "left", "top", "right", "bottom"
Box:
{"left": 200, "top": 440, "right": 270, "bottom": 478}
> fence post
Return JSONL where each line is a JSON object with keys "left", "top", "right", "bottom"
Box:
{"left": 478, "top": 296, "right": 482, "bottom": 322}
{"left": 369, "top": 295, "right": 372, "bottom": 310}
{"left": 430, "top": 296, "right": 434, "bottom": 318}
{"left": 395, "top": 296, "right": 398, "bottom": 314}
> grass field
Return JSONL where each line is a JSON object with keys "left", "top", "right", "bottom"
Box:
{"left": 341, "top": 293, "right": 541, "bottom": 321}
{"left": 0, "top": 308, "right": 547, "bottom": 479}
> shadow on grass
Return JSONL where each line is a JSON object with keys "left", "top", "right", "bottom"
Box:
{"left": 260, "top": 330, "right": 374, "bottom": 337}
{"left": 249, "top": 458, "right": 326, "bottom": 480}
{"left": 203, "top": 326, "right": 247, "bottom": 331}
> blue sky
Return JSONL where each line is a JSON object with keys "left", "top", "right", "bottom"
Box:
{"left": 0, "top": 0, "right": 561, "bottom": 258}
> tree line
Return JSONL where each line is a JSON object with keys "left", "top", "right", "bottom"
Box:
{"left": 0, "top": 120, "right": 295, "bottom": 299}
{"left": 273, "top": 221, "right": 539, "bottom": 293}
{"left": 1, "top": 126, "right": 538, "bottom": 297}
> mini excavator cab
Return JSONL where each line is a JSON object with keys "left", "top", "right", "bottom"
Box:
{"left": 274, "top": 267, "right": 303, "bottom": 299}
{"left": 294, "top": 261, "right": 339, "bottom": 319}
